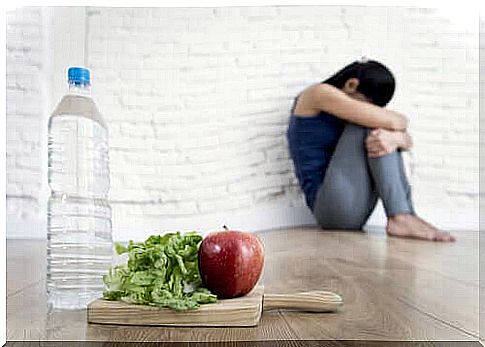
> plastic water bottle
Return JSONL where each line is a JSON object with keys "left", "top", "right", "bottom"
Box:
{"left": 47, "top": 67, "right": 113, "bottom": 309}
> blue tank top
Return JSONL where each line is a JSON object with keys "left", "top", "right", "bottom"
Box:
{"left": 286, "top": 100, "right": 345, "bottom": 210}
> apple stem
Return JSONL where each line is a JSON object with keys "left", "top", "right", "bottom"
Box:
{"left": 223, "top": 225, "right": 229, "bottom": 231}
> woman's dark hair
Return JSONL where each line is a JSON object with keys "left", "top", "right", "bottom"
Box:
{"left": 322, "top": 59, "right": 396, "bottom": 107}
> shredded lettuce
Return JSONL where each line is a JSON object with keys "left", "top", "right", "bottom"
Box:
{"left": 103, "top": 232, "right": 217, "bottom": 311}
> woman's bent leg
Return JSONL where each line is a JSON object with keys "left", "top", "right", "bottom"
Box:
{"left": 313, "top": 123, "right": 454, "bottom": 241}
{"left": 368, "top": 150, "right": 414, "bottom": 217}
{"left": 313, "top": 123, "right": 414, "bottom": 229}
{"left": 313, "top": 124, "right": 378, "bottom": 230}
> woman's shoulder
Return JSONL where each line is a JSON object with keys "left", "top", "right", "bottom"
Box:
{"left": 293, "top": 83, "right": 337, "bottom": 117}
{"left": 308, "top": 83, "right": 339, "bottom": 99}
{"left": 300, "top": 82, "right": 333, "bottom": 97}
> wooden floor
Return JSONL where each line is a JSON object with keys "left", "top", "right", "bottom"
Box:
{"left": 6, "top": 227, "right": 480, "bottom": 344}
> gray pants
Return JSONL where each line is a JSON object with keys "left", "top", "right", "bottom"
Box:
{"left": 313, "top": 124, "right": 415, "bottom": 230}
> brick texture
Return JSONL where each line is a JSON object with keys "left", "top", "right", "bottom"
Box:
{"left": 6, "top": 7, "right": 45, "bottom": 223}
{"left": 6, "top": 6, "right": 479, "bottom": 239}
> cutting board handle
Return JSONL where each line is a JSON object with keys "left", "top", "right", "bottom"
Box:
{"left": 263, "top": 290, "right": 343, "bottom": 312}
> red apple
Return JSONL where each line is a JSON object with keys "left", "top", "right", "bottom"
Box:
{"left": 198, "top": 226, "right": 264, "bottom": 299}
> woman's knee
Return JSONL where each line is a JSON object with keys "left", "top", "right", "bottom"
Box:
{"left": 344, "top": 123, "right": 371, "bottom": 134}
{"left": 340, "top": 123, "right": 371, "bottom": 146}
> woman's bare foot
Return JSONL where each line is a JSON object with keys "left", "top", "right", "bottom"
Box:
{"left": 386, "top": 214, "right": 455, "bottom": 242}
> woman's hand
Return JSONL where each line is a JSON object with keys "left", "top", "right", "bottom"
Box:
{"left": 365, "top": 129, "right": 412, "bottom": 158}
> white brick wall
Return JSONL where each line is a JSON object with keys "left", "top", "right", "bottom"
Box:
{"left": 477, "top": 11, "right": 484, "bottom": 338}
{"left": 6, "top": 6, "right": 479, "bottom": 240}
{"left": 6, "top": 7, "right": 45, "bottom": 226}
{"left": 479, "top": 14, "right": 485, "bottom": 233}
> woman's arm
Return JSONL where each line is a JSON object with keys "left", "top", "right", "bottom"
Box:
{"left": 308, "top": 84, "right": 408, "bottom": 131}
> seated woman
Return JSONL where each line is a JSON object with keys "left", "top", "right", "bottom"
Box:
{"left": 287, "top": 58, "right": 455, "bottom": 242}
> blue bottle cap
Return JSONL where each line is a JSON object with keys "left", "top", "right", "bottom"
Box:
{"left": 68, "top": 67, "right": 91, "bottom": 86}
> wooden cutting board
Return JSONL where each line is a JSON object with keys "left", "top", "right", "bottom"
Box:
{"left": 87, "top": 285, "right": 343, "bottom": 327}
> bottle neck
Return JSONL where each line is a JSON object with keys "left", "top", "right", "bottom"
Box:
{"left": 68, "top": 83, "right": 91, "bottom": 96}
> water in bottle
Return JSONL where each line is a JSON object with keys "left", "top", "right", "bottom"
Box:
{"left": 47, "top": 67, "right": 113, "bottom": 309}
